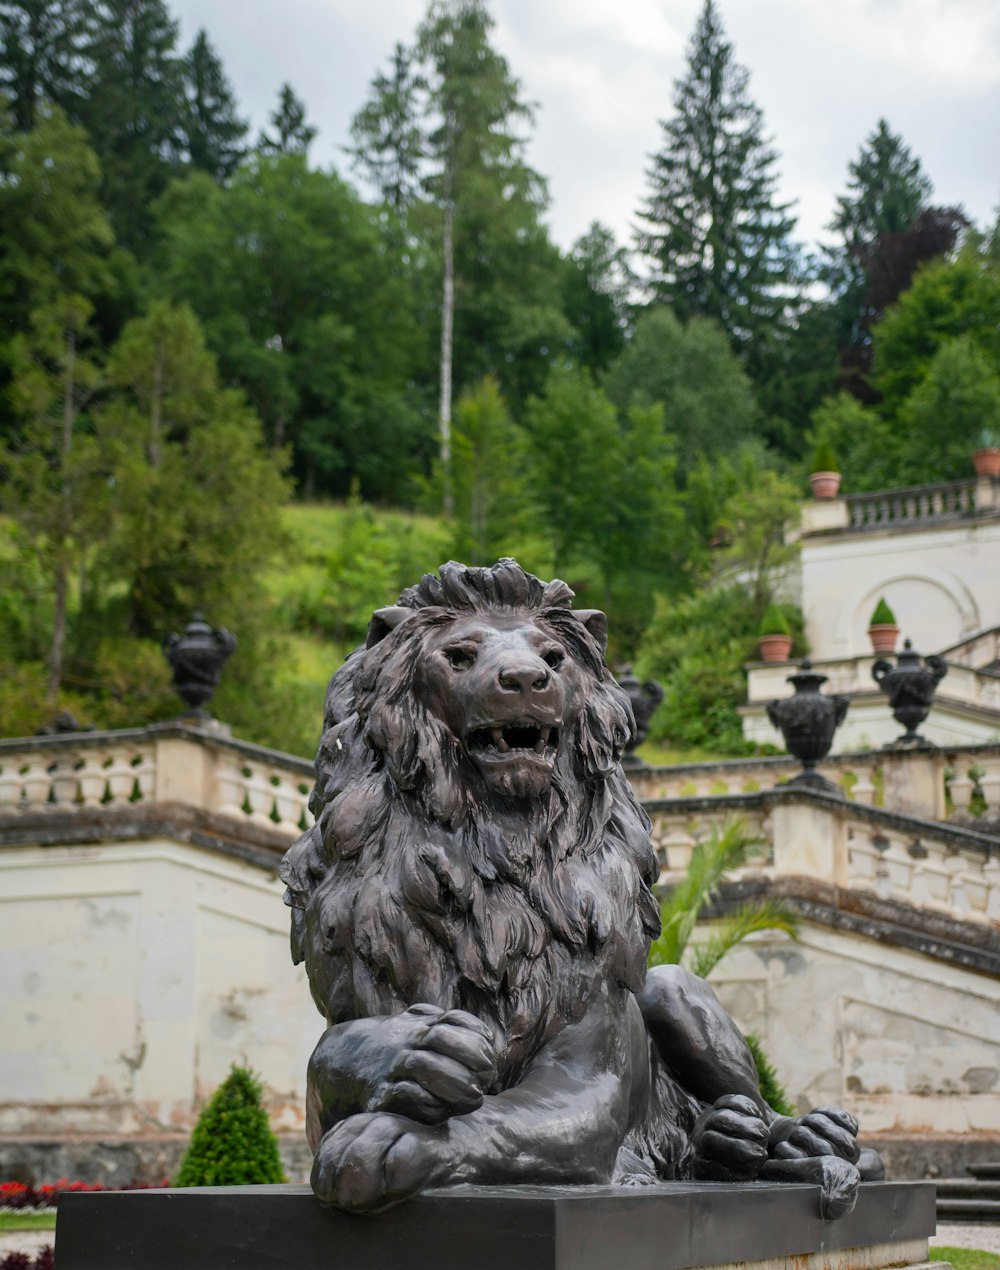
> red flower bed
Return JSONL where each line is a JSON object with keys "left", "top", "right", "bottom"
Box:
{"left": 1, "top": 1178, "right": 170, "bottom": 1209}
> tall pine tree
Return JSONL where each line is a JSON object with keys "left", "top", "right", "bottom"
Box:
{"left": 79, "top": 0, "right": 186, "bottom": 252}
{"left": 182, "top": 29, "right": 247, "bottom": 181}
{"left": 825, "top": 120, "right": 965, "bottom": 398}
{"left": 0, "top": 0, "right": 92, "bottom": 129}
{"left": 257, "top": 82, "right": 315, "bottom": 156}
{"left": 635, "top": 0, "right": 798, "bottom": 356}
{"left": 347, "top": 41, "right": 424, "bottom": 215}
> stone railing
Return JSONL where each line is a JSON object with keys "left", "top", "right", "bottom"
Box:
{"left": 628, "top": 752, "right": 882, "bottom": 805}
{"left": 642, "top": 788, "right": 999, "bottom": 930}
{"left": 846, "top": 478, "right": 978, "bottom": 531}
{"left": 0, "top": 724, "right": 315, "bottom": 838}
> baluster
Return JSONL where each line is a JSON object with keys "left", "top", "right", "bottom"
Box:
{"left": 49, "top": 751, "right": 80, "bottom": 808}
{"left": 76, "top": 751, "right": 108, "bottom": 806}
{"left": 21, "top": 756, "right": 53, "bottom": 810}
{"left": 134, "top": 752, "right": 155, "bottom": 802}
{"left": 105, "top": 752, "right": 138, "bottom": 805}
{"left": 847, "top": 830, "right": 879, "bottom": 884}
{"left": 215, "top": 756, "right": 249, "bottom": 818}
{"left": 245, "top": 768, "right": 278, "bottom": 823}
{"left": 976, "top": 761, "right": 1000, "bottom": 817}
{"left": 851, "top": 767, "right": 877, "bottom": 806}
{"left": 0, "top": 761, "right": 24, "bottom": 813}
{"left": 948, "top": 767, "right": 975, "bottom": 815}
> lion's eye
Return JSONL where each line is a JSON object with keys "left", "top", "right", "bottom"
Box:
{"left": 542, "top": 648, "right": 565, "bottom": 670}
{"left": 444, "top": 646, "right": 476, "bottom": 671}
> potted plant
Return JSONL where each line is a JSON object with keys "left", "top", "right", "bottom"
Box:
{"left": 972, "top": 428, "right": 1000, "bottom": 479}
{"left": 809, "top": 440, "right": 842, "bottom": 500}
{"left": 758, "top": 604, "right": 793, "bottom": 663}
{"left": 868, "top": 597, "right": 899, "bottom": 654}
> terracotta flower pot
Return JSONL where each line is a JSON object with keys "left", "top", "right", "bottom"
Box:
{"left": 758, "top": 634, "right": 793, "bottom": 663}
{"left": 973, "top": 448, "right": 1000, "bottom": 479}
{"left": 868, "top": 623, "right": 899, "bottom": 655}
{"left": 809, "top": 471, "right": 842, "bottom": 500}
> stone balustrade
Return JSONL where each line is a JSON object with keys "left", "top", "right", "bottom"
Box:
{"left": 846, "top": 478, "right": 979, "bottom": 531}
{"left": 0, "top": 724, "right": 314, "bottom": 838}
{"left": 1, "top": 725, "right": 997, "bottom": 930}
{"left": 628, "top": 751, "right": 883, "bottom": 805}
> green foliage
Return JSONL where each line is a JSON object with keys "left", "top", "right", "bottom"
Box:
{"left": 891, "top": 336, "right": 1000, "bottom": 484}
{"left": 634, "top": 0, "right": 799, "bottom": 362}
{"left": 183, "top": 29, "right": 248, "bottom": 180}
{"left": 808, "top": 393, "right": 894, "bottom": 494}
{"left": 155, "top": 156, "right": 431, "bottom": 500}
{"left": 809, "top": 440, "right": 838, "bottom": 474}
{"left": 604, "top": 308, "right": 758, "bottom": 476}
{"left": 870, "top": 597, "right": 896, "bottom": 626}
{"left": 258, "top": 82, "right": 316, "bottom": 156}
{"left": 874, "top": 243, "right": 1000, "bottom": 420}
{"left": 0, "top": 106, "right": 113, "bottom": 336}
{"left": 744, "top": 1033, "right": 796, "bottom": 1117}
{"left": 759, "top": 604, "right": 790, "bottom": 636}
{"left": 715, "top": 466, "right": 801, "bottom": 623}
{"left": 648, "top": 817, "right": 798, "bottom": 975}
{"left": 175, "top": 1064, "right": 285, "bottom": 1187}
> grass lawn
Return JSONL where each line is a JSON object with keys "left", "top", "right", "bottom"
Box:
{"left": 0, "top": 1210, "right": 57, "bottom": 1231}
{"left": 931, "top": 1249, "right": 1000, "bottom": 1270}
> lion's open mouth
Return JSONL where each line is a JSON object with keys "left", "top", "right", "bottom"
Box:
{"left": 468, "top": 721, "right": 559, "bottom": 760}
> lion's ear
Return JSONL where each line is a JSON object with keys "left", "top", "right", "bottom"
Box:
{"left": 573, "top": 609, "right": 609, "bottom": 654}
{"left": 366, "top": 606, "right": 415, "bottom": 648}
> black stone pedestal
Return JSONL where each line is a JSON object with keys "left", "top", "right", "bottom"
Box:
{"left": 55, "top": 1179, "right": 935, "bottom": 1270}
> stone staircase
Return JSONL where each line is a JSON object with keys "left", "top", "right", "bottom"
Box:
{"left": 937, "top": 1163, "right": 1000, "bottom": 1224}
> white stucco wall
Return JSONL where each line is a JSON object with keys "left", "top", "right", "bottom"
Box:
{"left": 709, "top": 923, "right": 1000, "bottom": 1134}
{"left": 0, "top": 838, "right": 320, "bottom": 1135}
{"left": 801, "top": 519, "right": 1000, "bottom": 663}
{"left": 2, "top": 834, "right": 998, "bottom": 1143}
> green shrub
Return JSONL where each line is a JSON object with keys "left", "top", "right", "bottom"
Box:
{"left": 810, "top": 440, "right": 838, "bottom": 473}
{"left": 759, "top": 604, "right": 791, "bottom": 636}
{"left": 744, "top": 1033, "right": 796, "bottom": 1117}
{"left": 869, "top": 597, "right": 897, "bottom": 626}
{"left": 175, "top": 1064, "right": 285, "bottom": 1187}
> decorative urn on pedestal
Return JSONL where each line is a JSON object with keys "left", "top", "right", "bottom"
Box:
{"left": 616, "top": 667, "right": 664, "bottom": 767}
{"left": 766, "top": 660, "right": 849, "bottom": 792}
{"left": 163, "top": 612, "right": 237, "bottom": 719}
{"left": 872, "top": 638, "right": 947, "bottom": 745}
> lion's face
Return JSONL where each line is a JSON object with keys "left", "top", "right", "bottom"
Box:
{"left": 414, "top": 612, "right": 578, "bottom": 800}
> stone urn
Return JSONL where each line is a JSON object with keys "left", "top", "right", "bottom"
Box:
{"left": 616, "top": 668, "right": 664, "bottom": 767}
{"left": 872, "top": 639, "right": 947, "bottom": 745}
{"left": 766, "top": 660, "right": 849, "bottom": 792}
{"left": 163, "top": 613, "right": 237, "bottom": 717}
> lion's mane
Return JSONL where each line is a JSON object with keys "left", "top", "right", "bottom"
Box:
{"left": 281, "top": 560, "right": 661, "bottom": 1087}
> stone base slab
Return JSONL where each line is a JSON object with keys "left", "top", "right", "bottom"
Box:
{"left": 55, "top": 1179, "right": 935, "bottom": 1270}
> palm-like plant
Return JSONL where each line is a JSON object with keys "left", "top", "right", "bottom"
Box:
{"left": 648, "top": 816, "right": 799, "bottom": 978}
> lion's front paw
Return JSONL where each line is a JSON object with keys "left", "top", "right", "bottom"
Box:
{"left": 692, "top": 1094, "right": 769, "bottom": 1181}
{"left": 312, "top": 1112, "right": 447, "bottom": 1213}
{"left": 373, "top": 1004, "right": 498, "bottom": 1125}
{"left": 770, "top": 1106, "right": 861, "bottom": 1164}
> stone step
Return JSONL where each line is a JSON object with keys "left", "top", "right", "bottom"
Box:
{"left": 935, "top": 1196, "right": 1000, "bottom": 1224}
{"left": 936, "top": 1179, "right": 1000, "bottom": 1198}
{"left": 967, "top": 1162, "right": 1000, "bottom": 1181}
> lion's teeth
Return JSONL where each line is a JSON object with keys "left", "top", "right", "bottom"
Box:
{"left": 533, "top": 738, "right": 545, "bottom": 754}
{"left": 539, "top": 727, "right": 551, "bottom": 746}
{"left": 491, "top": 727, "right": 504, "bottom": 748}
{"left": 496, "top": 737, "right": 510, "bottom": 753}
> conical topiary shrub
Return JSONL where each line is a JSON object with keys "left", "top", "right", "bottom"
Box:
{"left": 175, "top": 1064, "right": 286, "bottom": 1187}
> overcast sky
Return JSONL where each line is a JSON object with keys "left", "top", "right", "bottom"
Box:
{"left": 168, "top": 0, "right": 1000, "bottom": 255}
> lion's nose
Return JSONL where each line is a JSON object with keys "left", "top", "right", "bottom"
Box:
{"left": 498, "top": 661, "right": 550, "bottom": 694}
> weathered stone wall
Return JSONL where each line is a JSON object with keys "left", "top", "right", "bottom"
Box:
{"left": 708, "top": 921, "right": 1000, "bottom": 1140}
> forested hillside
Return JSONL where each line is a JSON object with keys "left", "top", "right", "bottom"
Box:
{"left": 2, "top": 0, "right": 998, "bottom": 758}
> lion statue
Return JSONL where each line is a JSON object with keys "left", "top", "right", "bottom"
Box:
{"left": 280, "top": 560, "right": 882, "bottom": 1216}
